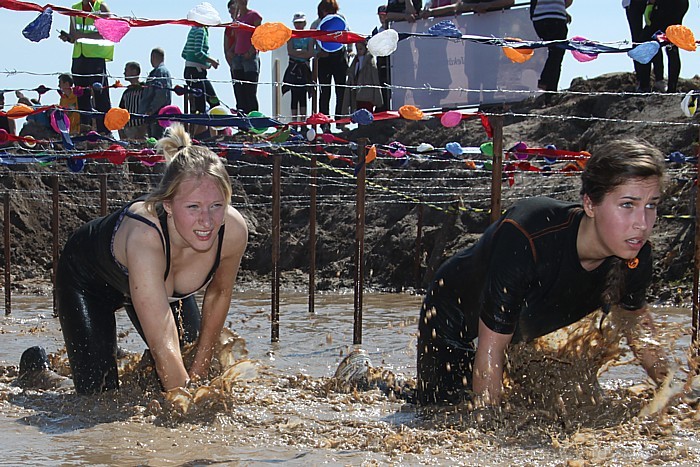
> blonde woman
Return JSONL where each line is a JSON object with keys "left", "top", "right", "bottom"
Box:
{"left": 55, "top": 123, "right": 248, "bottom": 394}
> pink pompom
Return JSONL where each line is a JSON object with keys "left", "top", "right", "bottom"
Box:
{"left": 95, "top": 18, "right": 131, "bottom": 43}
{"left": 440, "top": 110, "right": 462, "bottom": 128}
{"left": 158, "top": 105, "right": 182, "bottom": 128}
{"left": 571, "top": 36, "right": 598, "bottom": 63}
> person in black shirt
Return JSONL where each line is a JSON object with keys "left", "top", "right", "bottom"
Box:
{"left": 52, "top": 124, "right": 248, "bottom": 394}
{"left": 417, "top": 139, "right": 670, "bottom": 405}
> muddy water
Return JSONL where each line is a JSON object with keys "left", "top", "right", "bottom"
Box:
{"left": 1, "top": 292, "right": 699, "bottom": 466}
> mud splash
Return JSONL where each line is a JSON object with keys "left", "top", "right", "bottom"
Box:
{"left": 2, "top": 298, "right": 700, "bottom": 464}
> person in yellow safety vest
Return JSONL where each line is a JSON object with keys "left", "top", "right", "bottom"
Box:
{"left": 58, "top": 0, "right": 114, "bottom": 134}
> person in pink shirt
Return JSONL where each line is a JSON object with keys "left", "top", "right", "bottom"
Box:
{"left": 224, "top": 0, "right": 262, "bottom": 114}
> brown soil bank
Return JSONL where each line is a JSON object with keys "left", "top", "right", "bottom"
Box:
{"left": 1, "top": 72, "right": 698, "bottom": 304}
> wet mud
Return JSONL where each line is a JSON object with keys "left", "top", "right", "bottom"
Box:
{"left": 1, "top": 294, "right": 700, "bottom": 465}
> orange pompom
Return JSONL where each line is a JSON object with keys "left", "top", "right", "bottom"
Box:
{"left": 366, "top": 145, "right": 377, "bottom": 164}
{"left": 251, "top": 22, "right": 293, "bottom": 52}
{"left": 399, "top": 105, "right": 424, "bottom": 121}
{"left": 6, "top": 104, "right": 34, "bottom": 119}
{"left": 665, "top": 24, "right": 696, "bottom": 51}
{"left": 503, "top": 46, "right": 534, "bottom": 63}
{"left": 104, "top": 107, "right": 130, "bottom": 131}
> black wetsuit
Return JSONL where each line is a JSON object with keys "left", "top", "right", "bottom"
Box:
{"left": 56, "top": 199, "right": 225, "bottom": 394}
{"left": 417, "top": 197, "right": 651, "bottom": 405}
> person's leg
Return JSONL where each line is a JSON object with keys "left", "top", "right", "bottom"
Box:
{"left": 184, "top": 66, "right": 206, "bottom": 115}
{"left": 625, "top": 1, "right": 652, "bottom": 91}
{"left": 317, "top": 57, "right": 333, "bottom": 116}
{"left": 174, "top": 295, "right": 201, "bottom": 345}
{"left": 202, "top": 74, "right": 219, "bottom": 108}
{"left": 533, "top": 19, "right": 568, "bottom": 92}
{"left": 232, "top": 66, "right": 246, "bottom": 112}
{"left": 88, "top": 58, "right": 111, "bottom": 133}
{"left": 654, "top": 0, "right": 689, "bottom": 93}
{"left": 71, "top": 57, "right": 94, "bottom": 128}
{"left": 331, "top": 52, "right": 348, "bottom": 119}
{"left": 416, "top": 297, "right": 475, "bottom": 405}
{"left": 291, "top": 89, "right": 303, "bottom": 120}
{"left": 185, "top": 66, "right": 208, "bottom": 135}
{"left": 666, "top": 46, "right": 680, "bottom": 92}
{"left": 240, "top": 55, "right": 260, "bottom": 113}
{"left": 56, "top": 258, "right": 121, "bottom": 394}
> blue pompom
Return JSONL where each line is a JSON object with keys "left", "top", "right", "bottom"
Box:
{"left": 446, "top": 141, "right": 464, "bottom": 156}
{"left": 427, "top": 20, "right": 462, "bottom": 38}
{"left": 351, "top": 109, "right": 374, "bottom": 125}
{"left": 627, "top": 41, "right": 660, "bottom": 65}
{"left": 22, "top": 8, "right": 53, "bottom": 43}
{"left": 66, "top": 157, "right": 85, "bottom": 173}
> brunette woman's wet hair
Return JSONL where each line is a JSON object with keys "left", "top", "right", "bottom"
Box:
{"left": 581, "top": 139, "right": 666, "bottom": 307}
{"left": 581, "top": 139, "right": 667, "bottom": 204}
{"left": 144, "top": 123, "right": 232, "bottom": 214}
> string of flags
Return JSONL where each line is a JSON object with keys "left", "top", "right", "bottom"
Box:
{"left": 6, "top": 0, "right": 698, "bottom": 66}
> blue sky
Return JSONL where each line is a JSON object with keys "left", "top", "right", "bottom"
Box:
{"left": 2, "top": 0, "right": 700, "bottom": 115}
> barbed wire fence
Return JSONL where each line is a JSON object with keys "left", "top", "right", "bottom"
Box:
{"left": 1, "top": 74, "right": 699, "bottom": 344}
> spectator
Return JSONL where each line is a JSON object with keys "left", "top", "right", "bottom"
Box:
{"left": 140, "top": 47, "right": 172, "bottom": 139}
{"left": 0, "top": 93, "right": 16, "bottom": 138}
{"left": 341, "top": 41, "right": 384, "bottom": 114}
{"left": 58, "top": 73, "right": 81, "bottom": 134}
{"left": 623, "top": 0, "right": 660, "bottom": 92}
{"left": 15, "top": 91, "right": 55, "bottom": 140}
{"left": 531, "top": 0, "right": 573, "bottom": 95}
{"left": 118, "top": 61, "right": 146, "bottom": 140}
{"left": 58, "top": 0, "right": 113, "bottom": 134}
{"left": 310, "top": 0, "right": 350, "bottom": 130}
{"left": 283, "top": 12, "right": 314, "bottom": 124}
{"left": 372, "top": 6, "right": 392, "bottom": 111}
{"left": 648, "top": 0, "right": 689, "bottom": 93}
{"left": 182, "top": 23, "right": 220, "bottom": 137}
{"left": 224, "top": 0, "right": 262, "bottom": 114}
{"left": 385, "top": 0, "right": 419, "bottom": 22}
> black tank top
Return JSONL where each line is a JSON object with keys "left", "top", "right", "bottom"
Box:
{"left": 68, "top": 197, "right": 225, "bottom": 301}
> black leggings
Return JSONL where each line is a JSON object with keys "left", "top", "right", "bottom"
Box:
{"left": 417, "top": 296, "right": 476, "bottom": 405}
{"left": 71, "top": 56, "right": 112, "bottom": 133}
{"left": 184, "top": 66, "right": 218, "bottom": 114}
{"left": 57, "top": 255, "right": 201, "bottom": 394}
{"left": 231, "top": 68, "right": 259, "bottom": 114}
{"left": 533, "top": 18, "right": 568, "bottom": 92}
{"left": 650, "top": 0, "right": 689, "bottom": 92}
{"left": 317, "top": 50, "right": 348, "bottom": 119}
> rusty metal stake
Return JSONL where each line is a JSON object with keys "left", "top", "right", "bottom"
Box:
{"left": 354, "top": 140, "right": 368, "bottom": 345}
{"left": 3, "top": 193, "right": 10, "bottom": 315}
{"left": 415, "top": 200, "right": 424, "bottom": 289}
{"left": 693, "top": 144, "right": 700, "bottom": 350}
{"left": 51, "top": 176, "right": 59, "bottom": 317}
{"left": 99, "top": 173, "right": 108, "bottom": 216}
{"left": 271, "top": 154, "right": 281, "bottom": 342}
{"left": 490, "top": 115, "right": 504, "bottom": 224}
{"left": 308, "top": 154, "right": 317, "bottom": 314}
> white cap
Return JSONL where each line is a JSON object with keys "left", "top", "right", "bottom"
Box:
{"left": 292, "top": 12, "right": 306, "bottom": 23}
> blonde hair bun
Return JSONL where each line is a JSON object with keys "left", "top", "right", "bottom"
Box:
{"left": 155, "top": 123, "right": 192, "bottom": 162}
